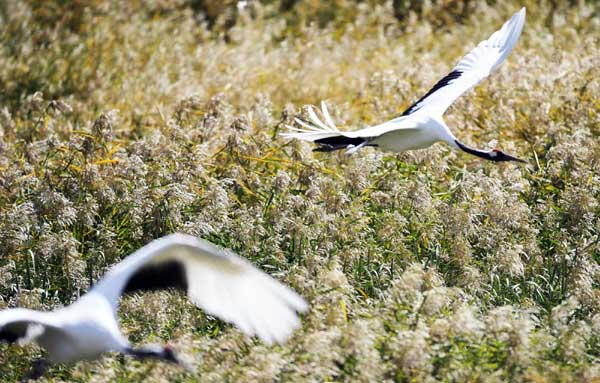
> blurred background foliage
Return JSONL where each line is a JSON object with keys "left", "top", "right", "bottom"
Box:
{"left": 1, "top": 0, "right": 596, "bottom": 113}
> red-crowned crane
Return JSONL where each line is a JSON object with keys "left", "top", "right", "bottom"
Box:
{"left": 0, "top": 234, "right": 308, "bottom": 379}
{"left": 282, "top": 8, "right": 527, "bottom": 163}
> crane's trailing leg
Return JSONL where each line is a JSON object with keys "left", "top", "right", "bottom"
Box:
{"left": 346, "top": 140, "right": 369, "bottom": 154}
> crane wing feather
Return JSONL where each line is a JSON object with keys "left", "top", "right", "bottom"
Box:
{"left": 0, "top": 309, "right": 64, "bottom": 344}
{"left": 93, "top": 234, "right": 308, "bottom": 345}
{"left": 401, "top": 8, "right": 525, "bottom": 117}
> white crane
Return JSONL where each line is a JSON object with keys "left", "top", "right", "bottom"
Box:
{"left": 282, "top": 8, "right": 527, "bottom": 163}
{"left": 0, "top": 234, "right": 308, "bottom": 379}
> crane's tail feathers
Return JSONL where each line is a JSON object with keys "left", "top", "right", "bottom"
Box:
{"left": 288, "top": 102, "right": 340, "bottom": 133}
{"left": 294, "top": 118, "right": 325, "bottom": 132}
{"left": 284, "top": 125, "right": 320, "bottom": 134}
{"left": 280, "top": 126, "right": 341, "bottom": 141}
{"left": 305, "top": 102, "right": 340, "bottom": 132}
{"left": 280, "top": 102, "right": 370, "bottom": 152}
{"left": 319, "top": 102, "right": 339, "bottom": 131}
{"left": 280, "top": 102, "right": 345, "bottom": 141}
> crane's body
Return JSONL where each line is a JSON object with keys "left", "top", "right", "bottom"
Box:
{"left": 365, "top": 116, "right": 458, "bottom": 153}
{"left": 35, "top": 294, "right": 125, "bottom": 363}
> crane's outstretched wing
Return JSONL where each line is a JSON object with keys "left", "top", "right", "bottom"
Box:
{"left": 401, "top": 8, "right": 525, "bottom": 117}
{"left": 92, "top": 234, "right": 308, "bottom": 345}
{"left": 0, "top": 308, "right": 64, "bottom": 344}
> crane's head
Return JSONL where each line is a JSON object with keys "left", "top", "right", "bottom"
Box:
{"left": 160, "top": 345, "right": 180, "bottom": 364}
{"left": 487, "top": 148, "right": 527, "bottom": 163}
{"left": 455, "top": 141, "right": 526, "bottom": 163}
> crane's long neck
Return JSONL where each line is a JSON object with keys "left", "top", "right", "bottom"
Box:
{"left": 455, "top": 139, "right": 526, "bottom": 163}
{"left": 430, "top": 120, "right": 494, "bottom": 160}
{"left": 433, "top": 118, "right": 459, "bottom": 148}
{"left": 454, "top": 140, "right": 494, "bottom": 160}
{"left": 125, "top": 345, "right": 181, "bottom": 364}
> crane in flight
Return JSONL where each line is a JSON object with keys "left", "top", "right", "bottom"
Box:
{"left": 0, "top": 234, "right": 308, "bottom": 379}
{"left": 282, "top": 8, "right": 527, "bottom": 163}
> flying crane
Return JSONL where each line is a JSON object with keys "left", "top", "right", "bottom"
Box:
{"left": 282, "top": 8, "right": 527, "bottom": 163}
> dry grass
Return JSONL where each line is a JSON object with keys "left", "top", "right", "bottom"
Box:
{"left": 1, "top": 0, "right": 600, "bottom": 381}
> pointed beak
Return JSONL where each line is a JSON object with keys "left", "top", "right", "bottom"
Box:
{"left": 502, "top": 152, "right": 527, "bottom": 163}
{"left": 162, "top": 346, "right": 181, "bottom": 364}
{"left": 163, "top": 346, "right": 194, "bottom": 372}
{"left": 181, "top": 360, "right": 195, "bottom": 373}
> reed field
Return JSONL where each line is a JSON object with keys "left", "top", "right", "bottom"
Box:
{"left": 1, "top": 0, "right": 600, "bottom": 381}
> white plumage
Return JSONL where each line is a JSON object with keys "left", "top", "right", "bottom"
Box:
{"left": 282, "top": 8, "right": 527, "bottom": 163}
{"left": 0, "top": 234, "right": 308, "bottom": 376}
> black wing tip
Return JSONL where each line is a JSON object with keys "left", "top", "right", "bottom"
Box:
{"left": 123, "top": 260, "right": 188, "bottom": 294}
{"left": 402, "top": 70, "right": 463, "bottom": 116}
{"left": 0, "top": 328, "right": 24, "bottom": 343}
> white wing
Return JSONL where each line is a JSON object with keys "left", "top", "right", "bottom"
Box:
{"left": 0, "top": 308, "right": 64, "bottom": 344}
{"left": 92, "top": 233, "right": 308, "bottom": 345}
{"left": 401, "top": 8, "right": 526, "bottom": 117}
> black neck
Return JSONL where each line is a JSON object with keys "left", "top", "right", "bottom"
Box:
{"left": 455, "top": 140, "right": 493, "bottom": 160}
{"left": 126, "top": 347, "right": 162, "bottom": 359}
{"left": 125, "top": 346, "right": 178, "bottom": 364}
{"left": 455, "top": 140, "right": 526, "bottom": 163}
